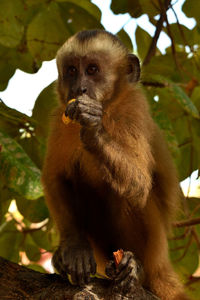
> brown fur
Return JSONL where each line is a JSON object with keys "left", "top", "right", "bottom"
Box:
{"left": 42, "top": 30, "right": 189, "bottom": 299}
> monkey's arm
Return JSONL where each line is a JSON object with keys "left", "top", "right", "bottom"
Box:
{"left": 67, "top": 95, "right": 154, "bottom": 207}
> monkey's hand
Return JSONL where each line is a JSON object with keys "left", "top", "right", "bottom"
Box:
{"left": 66, "top": 95, "right": 103, "bottom": 128}
{"left": 52, "top": 237, "right": 96, "bottom": 286}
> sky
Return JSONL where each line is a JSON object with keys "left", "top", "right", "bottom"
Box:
{"left": 0, "top": 0, "right": 198, "bottom": 192}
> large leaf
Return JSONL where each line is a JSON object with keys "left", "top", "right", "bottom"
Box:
{"left": 0, "top": 131, "right": 43, "bottom": 200}
{"left": 135, "top": 26, "right": 152, "bottom": 61}
{"left": 169, "top": 84, "right": 200, "bottom": 119}
{"left": 111, "top": 0, "right": 142, "bottom": 17}
{"left": 58, "top": 1, "right": 102, "bottom": 35}
{"left": 111, "top": 0, "right": 159, "bottom": 18}
{"left": 165, "top": 23, "right": 200, "bottom": 47}
{"left": 24, "top": 234, "right": 41, "bottom": 262}
{"left": 16, "top": 196, "right": 49, "bottom": 223}
{"left": 182, "top": 0, "right": 200, "bottom": 24}
{"left": 56, "top": 0, "right": 101, "bottom": 20}
{"left": 31, "top": 228, "right": 52, "bottom": 251}
{"left": 169, "top": 227, "right": 199, "bottom": 279}
{"left": 0, "top": 46, "right": 16, "bottom": 91}
{"left": 0, "top": 100, "right": 36, "bottom": 138}
{"left": 151, "top": 103, "right": 179, "bottom": 159}
{"left": 117, "top": 29, "right": 133, "bottom": 52}
{"left": 191, "top": 86, "right": 200, "bottom": 111}
{"left": 27, "top": 2, "right": 70, "bottom": 61}
{"left": 0, "top": 220, "right": 22, "bottom": 262}
{"left": 0, "top": 0, "right": 25, "bottom": 48}
{"left": 32, "top": 82, "right": 58, "bottom": 140}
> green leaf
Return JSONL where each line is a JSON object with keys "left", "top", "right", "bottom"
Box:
{"left": 117, "top": 29, "right": 133, "bottom": 52}
{"left": 111, "top": 0, "right": 159, "bottom": 18}
{"left": 56, "top": 0, "right": 101, "bottom": 21}
{"left": 169, "top": 84, "right": 200, "bottom": 119}
{"left": 135, "top": 26, "right": 152, "bottom": 61}
{"left": 182, "top": 0, "right": 200, "bottom": 24}
{"left": 111, "top": 0, "right": 143, "bottom": 18}
{"left": 151, "top": 102, "right": 179, "bottom": 159}
{"left": 166, "top": 23, "right": 199, "bottom": 47}
{"left": 169, "top": 227, "right": 199, "bottom": 279}
{"left": 25, "top": 0, "right": 45, "bottom": 7}
{"left": 31, "top": 229, "right": 52, "bottom": 251}
{"left": 0, "top": 131, "right": 43, "bottom": 200}
{"left": 27, "top": 2, "right": 70, "bottom": 61}
{"left": 0, "top": 220, "right": 22, "bottom": 262}
{"left": 32, "top": 82, "right": 58, "bottom": 140}
{"left": 24, "top": 234, "right": 41, "bottom": 262}
{"left": 186, "top": 280, "right": 200, "bottom": 300}
{"left": 27, "top": 264, "right": 47, "bottom": 273}
{"left": 191, "top": 86, "right": 200, "bottom": 111}
{"left": 16, "top": 196, "right": 49, "bottom": 223}
{"left": 138, "top": 0, "right": 159, "bottom": 17}
{"left": 0, "top": 100, "right": 36, "bottom": 138}
{"left": 58, "top": 1, "right": 102, "bottom": 35}
{"left": 0, "top": 46, "right": 15, "bottom": 91}
{"left": 177, "top": 143, "right": 199, "bottom": 181}
{"left": 19, "top": 134, "right": 45, "bottom": 169}
{"left": 0, "top": 0, "right": 25, "bottom": 48}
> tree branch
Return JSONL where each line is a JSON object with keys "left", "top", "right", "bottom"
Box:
{"left": 0, "top": 256, "right": 159, "bottom": 300}
{"left": 143, "top": 0, "right": 171, "bottom": 66}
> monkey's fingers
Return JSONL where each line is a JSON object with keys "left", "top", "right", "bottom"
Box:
{"left": 77, "top": 256, "right": 89, "bottom": 286}
{"left": 77, "top": 103, "right": 103, "bottom": 117}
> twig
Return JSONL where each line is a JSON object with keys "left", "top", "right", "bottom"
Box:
{"left": 174, "top": 217, "right": 200, "bottom": 227}
{"left": 143, "top": 0, "right": 171, "bottom": 66}
{"left": 174, "top": 235, "right": 192, "bottom": 262}
{"left": 185, "top": 276, "right": 200, "bottom": 286}
{"left": 191, "top": 228, "right": 200, "bottom": 250}
{"left": 163, "top": 8, "right": 179, "bottom": 68}
{"left": 141, "top": 81, "right": 167, "bottom": 88}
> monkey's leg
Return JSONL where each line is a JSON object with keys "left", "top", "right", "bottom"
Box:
{"left": 42, "top": 177, "right": 96, "bottom": 286}
{"left": 105, "top": 251, "right": 160, "bottom": 300}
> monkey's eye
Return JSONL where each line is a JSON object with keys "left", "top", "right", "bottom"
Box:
{"left": 67, "top": 66, "right": 77, "bottom": 77}
{"left": 86, "top": 64, "right": 99, "bottom": 76}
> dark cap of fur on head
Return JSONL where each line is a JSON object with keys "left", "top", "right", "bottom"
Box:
{"left": 76, "top": 29, "right": 126, "bottom": 49}
{"left": 56, "top": 29, "right": 129, "bottom": 64}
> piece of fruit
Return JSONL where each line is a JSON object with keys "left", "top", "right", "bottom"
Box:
{"left": 62, "top": 98, "right": 76, "bottom": 125}
{"left": 113, "top": 249, "right": 124, "bottom": 267}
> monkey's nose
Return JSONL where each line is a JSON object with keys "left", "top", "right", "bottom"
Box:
{"left": 81, "top": 87, "right": 87, "bottom": 94}
{"left": 77, "top": 86, "right": 87, "bottom": 95}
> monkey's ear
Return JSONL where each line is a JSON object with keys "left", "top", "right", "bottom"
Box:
{"left": 127, "top": 54, "right": 140, "bottom": 82}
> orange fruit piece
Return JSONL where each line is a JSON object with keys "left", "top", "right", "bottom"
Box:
{"left": 62, "top": 98, "right": 76, "bottom": 125}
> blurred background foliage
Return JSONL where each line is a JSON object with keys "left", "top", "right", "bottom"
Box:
{"left": 0, "top": 0, "right": 200, "bottom": 298}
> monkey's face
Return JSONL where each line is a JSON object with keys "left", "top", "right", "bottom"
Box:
{"left": 56, "top": 30, "right": 140, "bottom": 105}
{"left": 57, "top": 51, "right": 120, "bottom": 105}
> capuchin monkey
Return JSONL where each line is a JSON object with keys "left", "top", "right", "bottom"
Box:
{"left": 42, "top": 30, "right": 189, "bottom": 300}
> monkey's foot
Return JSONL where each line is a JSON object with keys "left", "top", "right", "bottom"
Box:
{"left": 105, "top": 251, "right": 144, "bottom": 298}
